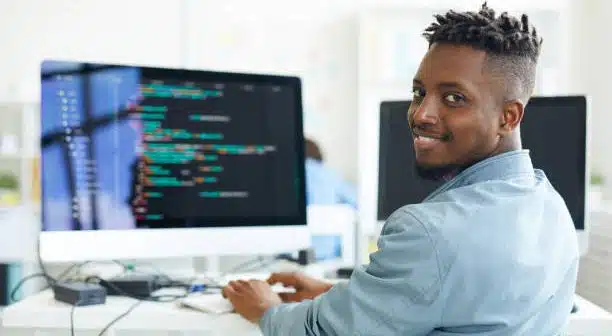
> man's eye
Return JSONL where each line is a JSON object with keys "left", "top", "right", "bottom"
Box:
{"left": 444, "top": 93, "right": 464, "bottom": 104}
{"left": 412, "top": 88, "right": 424, "bottom": 99}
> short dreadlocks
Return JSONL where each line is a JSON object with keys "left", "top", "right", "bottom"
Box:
{"left": 423, "top": 2, "right": 543, "bottom": 102}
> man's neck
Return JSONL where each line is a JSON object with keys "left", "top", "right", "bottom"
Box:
{"left": 489, "top": 132, "right": 522, "bottom": 158}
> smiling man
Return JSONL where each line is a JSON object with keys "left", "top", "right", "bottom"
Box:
{"left": 222, "top": 3, "right": 579, "bottom": 335}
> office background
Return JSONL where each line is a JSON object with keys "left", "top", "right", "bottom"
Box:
{"left": 0, "top": 0, "right": 611, "bottom": 313}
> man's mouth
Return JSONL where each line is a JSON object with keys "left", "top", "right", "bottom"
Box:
{"left": 414, "top": 133, "right": 443, "bottom": 140}
{"left": 412, "top": 131, "right": 449, "bottom": 150}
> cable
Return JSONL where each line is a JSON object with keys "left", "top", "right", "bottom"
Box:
{"left": 10, "top": 234, "right": 75, "bottom": 302}
{"left": 96, "top": 300, "right": 142, "bottom": 336}
{"left": 66, "top": 267, "right": 187, "bottom": 336}
{"left": 36, "top": 233, "right": 55, "bottom": 286}
{"left": 85, "top": 275, "right": 186, "bottom": 302}
{"left": 89, "top": 271, "right": 187, "bottom": 336}
{"left": 79, "top": 273, "right": 186, "bottom": 335}
{"left": 13, "top": 248, "right": 191, "bottom": 334}
{"left": 9, "top": 273, "right": 47, "bottom": 303}
{"left": 70, "top": 301, "right": 80, "bottom": 336}
{"left": 11, "top": 251, "right": 194, "bottom": 336}
{"left": 9, "top": 261, "right": 91, "bottom": 303}
{"left": 8, "top": 235, "right": 61, "bottom": 302}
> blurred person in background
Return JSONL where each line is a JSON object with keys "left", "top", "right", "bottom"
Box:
{"left": 304, "top": 137, "right": 357, "bottom": 209}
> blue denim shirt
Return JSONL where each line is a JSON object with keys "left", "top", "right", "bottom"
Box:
{"left": 260, "top": 150, "right": 579, "bottom": 335}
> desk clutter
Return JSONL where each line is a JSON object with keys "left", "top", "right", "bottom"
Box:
{"left": 3, "top": 273, "right": 612, "bottom": 335}
{"left": 2, "top": 257, "right": 347, "bottom": 335}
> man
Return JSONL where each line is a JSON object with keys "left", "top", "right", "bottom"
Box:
{"left": 222, "top": 3, "right": 579, "bottom": 335}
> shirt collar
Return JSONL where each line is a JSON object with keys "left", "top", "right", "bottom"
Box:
{"left": 424, "top": 149, "right": 535, "bottom": 201}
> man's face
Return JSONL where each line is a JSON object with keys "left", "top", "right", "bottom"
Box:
{"left": 409, "top": 43, "right": 502, "bottom": 180}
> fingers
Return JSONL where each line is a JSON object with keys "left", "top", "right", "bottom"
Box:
{"left": 223, "top": 280, "right": 248, "bottom": 298}
{"left": 267, "top": 272, "right": 300, "bottom": 286}
{"left": 222, "top": 282, "right": 236, "bottom": 299}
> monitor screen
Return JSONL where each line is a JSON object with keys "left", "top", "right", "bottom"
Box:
{"left": 41, "top": 60, "right": 306, "bottom": 232}
{"left": 521, "top": 96, "right": 587, "bottom": 230}
{"left": 377, "top": 96, "right": 587, "bottom": 231}
{"left": 377, "top": 100, "right": 442, "bottom": 221}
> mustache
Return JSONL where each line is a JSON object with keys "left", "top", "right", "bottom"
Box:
{"left": 410, "top": 126, "right": 453, "bottom": 142}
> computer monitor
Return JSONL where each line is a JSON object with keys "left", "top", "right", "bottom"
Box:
{"left": 377, "top": 96, "right": 589, "bottom": 255}
{"left": 40, "top": 60, "right": 310, "bottom": 262}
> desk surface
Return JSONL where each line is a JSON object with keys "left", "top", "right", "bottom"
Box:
{"left": 1, "top": 290, "right": 261, "bottom": 336}
{"left": 2, "top": 291, "right": 611, "bottom": 336}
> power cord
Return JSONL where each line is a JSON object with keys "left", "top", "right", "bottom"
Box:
{"left": 96, "top": 300, "right": 142, "bottom": 336}
{"left": 14, "top": 240, "right": 199, "bottom": 335}
{"left": 11, "top": 258, "right": 185, "bottom": 334}
{"left": 36, "top": 232, "right": 55, "bottom": 286}
{"left": 81, "top": 274, "right": 187, "bottom": 335}
{"left": 70, "top": 300, "right": 81, "bottom": 336}
{"left": 85, "top": 275, "right": 185, "bottom": 302}
{"left": 10, "top": 234, "right": 84, "bottom": 302}
{"left": 67, "top": 295, "right": 143, "bottom": 336}
{"left": 9, "top": 261, "right": 91, "bottom": 303}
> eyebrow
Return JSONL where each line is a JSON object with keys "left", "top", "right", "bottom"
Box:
{"left": 413, "top": 78, "right": 470, "bottom": 91}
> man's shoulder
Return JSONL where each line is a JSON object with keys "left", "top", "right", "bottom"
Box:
{"left": 381, "top": 203, "right": 457, "bottom": 243}
{"left": 384, "top": 173, "right": 558, "bottom": 234}
{"left": 426, "top": 171, "right": 560, "bottom": 209}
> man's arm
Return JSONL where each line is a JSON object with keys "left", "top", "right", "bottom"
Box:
{"left": 259, "top": 208, "right": 449, "bottom": 335}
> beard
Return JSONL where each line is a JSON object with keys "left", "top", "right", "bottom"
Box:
{"left": 414, "top": 162, "right": 468, "bottom": 182}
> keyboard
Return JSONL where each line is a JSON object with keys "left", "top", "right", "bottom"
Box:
{"left": 180, "top": 294, "right": 235, "bottom": 314}
{"left": 179, "top": 284, "right": 295, "bottom": 314}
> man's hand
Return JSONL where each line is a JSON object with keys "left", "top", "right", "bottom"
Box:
{"left": 267, "top": 272, "right": 333, "bottom": 302}
{"left": 222, "top": 279, "right": 283, "bottom": 323}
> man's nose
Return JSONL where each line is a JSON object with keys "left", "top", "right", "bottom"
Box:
{"left": 409, "top": 99, "right": 439, "bottom": 127}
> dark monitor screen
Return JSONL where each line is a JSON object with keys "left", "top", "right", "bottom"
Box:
{"left": 41, "top": 60, "right": 306, "bottom": 231}
{"left": 377, "top": 100, "right": 442, "bottom": 220}
{"left": 377, "top": 96, "right": 587, "bottom": 231}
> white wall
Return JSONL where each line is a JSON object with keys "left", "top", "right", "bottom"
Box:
{"left": 0, "top": 0, "right": 185, "bottom": 101}
{"left": 567, "top": 0, "right": 612, "bottom": 199}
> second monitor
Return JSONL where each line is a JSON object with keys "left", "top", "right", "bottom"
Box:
{"left": 377, "top": 96, "right": 589, "bottom": 254}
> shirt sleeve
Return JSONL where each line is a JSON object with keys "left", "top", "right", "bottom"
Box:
{"left": 259, "top": 208, "right": 448, "bottom": 336}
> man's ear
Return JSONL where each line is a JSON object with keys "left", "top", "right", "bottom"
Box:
{"left": 499, "top": 100, "right": 524, "bottom": 136}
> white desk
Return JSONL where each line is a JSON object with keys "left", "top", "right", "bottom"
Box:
{"left": 0, "top": 264, "right": 337, "bottom": 336}
{"left": 2, "top": 292, "right": 612, "bottom": 335}
{"left": 1, "top": 290, "right": 260, "bottom": 336}
{"left": 568, "top": 295, "right": 612, "bottom": 335}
